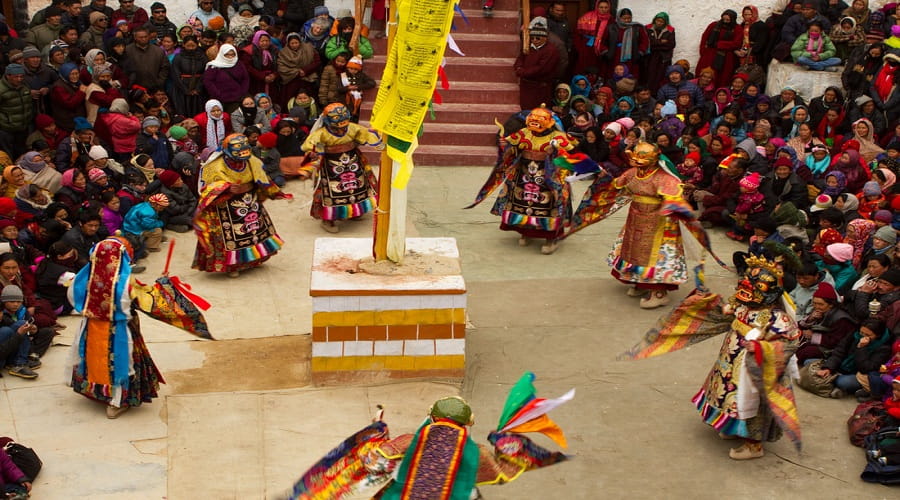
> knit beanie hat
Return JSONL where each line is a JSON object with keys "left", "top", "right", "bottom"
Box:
{"left": 0, "top": 285, "right": 24, "bottom": 303}
{"left": 346, "top": 56, "right": 363, "bottom": 70}
{"left": 89, "top": 11, "right": 105, "bottom": 24}
{"left": 314, "top": 5, "right": 329, "bottom": 16}
{"left": 774, "top": 156, "right": 793, "bottom": 169}
{"left": 874, "top": 209, "right": 893, "bottom": 223}
{"left": 148, "top": 193, "right": 169, "bottom": 206}
{"left": 615, "top": 117, "right": 634, "bottom": 130}
{"left": 661, "top": 100, "right": 677, "bottom": 117}
{"left": 4, "top": 63, "right": 25, "bottom": 76}
{"left": 685, "top": 151, "right": 701, "bottom": 164}
{"left": 21, "top": 46, "right": 40, "bottom": 59}
{"left": 88, "top": 145, "right": 108, "bottom": 160}
{"left": 88, "top": 168, "right": 107, "bottom": 182}
{"left": 863, "top": 181, "right": 882, "bottom": 196}
{"left": 158, "top": 169, "right": 181, "bottom": 187}
{"left": 874, "top": 225, "right": 898, "bottom": 244}
{"left": 880, "top": 268, "right": 900, "bottom": 285}
{"left": 812, "top": 282, "right": 838, "bottom": 301}
{"left": 826, "top": 242, "right": 854, "bottom": 263}
{"left": 168, "top": 125, "right": 187, "bottom": 140}
{"left": 35, "top": 114, "right": 54, "bottom": 129}
{"left": 257, "top": 132, "right": 277, "bottom": 149}
{"left": 142, "top": 116, "right": 161, "bottom": 129}
{"left": 739, "top": 171, "right": 761, "bottom": 190}
{"left": 73, "top": 117, "right": 93, "bottom": 131}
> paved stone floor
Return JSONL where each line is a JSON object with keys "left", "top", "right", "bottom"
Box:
{"left": 0, "top": 167, "right": 889, "bottom": 499}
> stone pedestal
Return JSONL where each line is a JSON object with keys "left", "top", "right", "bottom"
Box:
{"left": 766, "top": 59, "right": 843, "bottom": 101}
{"left": 309, "top": 237, "right": 466, "bottom": 385}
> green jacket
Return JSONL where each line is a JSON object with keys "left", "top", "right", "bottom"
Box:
{"left": 324, "top": 35, "right": 373, "bottom": 61}
{"left": 791, "top": 33, "right": 837, "bottom": 61}
{"left": 0, "top": 77, "right": 34, "bottom": 133}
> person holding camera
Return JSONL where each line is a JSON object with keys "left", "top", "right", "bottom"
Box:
{"left": 0, "top": 285, "right": 51, "bottom": 380}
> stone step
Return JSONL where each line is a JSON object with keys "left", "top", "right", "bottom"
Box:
{"left": 370, "top": 33, "right": 521, "bottom": 59}
{"left": 362, "top": 144, "right": 498, "bottom": 167}
{"left": 457, "top": 0, "right": 520, "bottom": 12}
{"left": 361, "top": 102, "right": 520, "bottom": 124}
{"left": 360, "top": 121, "right": 498, "bottom": 147}
{"left": 365, "top": 55, "right": 519, "bottom": 82}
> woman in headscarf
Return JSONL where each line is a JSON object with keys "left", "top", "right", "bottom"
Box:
{"left": 842, "top": 0, "right": 871, "bottom": 30}
{"left": 806, "top": 143, "right": 833, "bottom": 178}
{"left": 68, "top": 237, "right": 163, "bottom": 418}
{"left": 842, "top": 42, "right": 884, "bottom": 103}
{"left": 607, "top": 8, "right": 649, "bottom": 81}
{"left": 78, "top": 48, "right": 125, "bottom": 89}
{"left": 228, "top": 3, "right": 259, "bottom": 46}
{"left": 84, "top": 67, "right": 122, "bottom": 124}
{"left": 54, "top": 168, "right": 88, "bottom": 215}
{"left": 828, "top": 149, "right": 869, "bottom": 194}
{"left": 277, "top": 32, "right": 320, "bottom": 110}
{"left": 850, "top": 117, "right": 885, "bottom": 162}
{"left": 203, "top": 44, "right": 249, "bottom": 112}
{"left": 192, "top": 99, "right": 233, "bottom": 151}
{"left": 783, "top": 104, "right": 811, "bottom": 139}
{"left": 809, "top": 86, "right": 845, "bottom": 126}
{"left": 574, "top": 0, "right": 614, "bottom": 75}
{"left": 98, "top": 98, "right": 141, "bottom": 163}
{"left": 255, "top": 93, "right": 278, "bottom": 132}
{"left": 170, "top": 35, "right": 206, "bottom": 118}
{"left": 14, "top": 185, "right": 51, "bottom": 227}
{"left": 845, "top": 218, "right": 876, "bottom": 268}
{"left": 816, "top": 106, "right": 849, "bottom": 151}
{"left": 697, "top": 10, "right": 744, "bottom": 88}
{"left": 1, "top": 166, "right": 28, "bottom": 199}
{"left": 738, "top": 5, "right": 769, "bottom": 67}
{"left": 786, "top": 122, "right": 825, "bottom": 162}
{"left": 50, "top": 62, "right": 88, "bottom": 132}
{"left": 643, "top": 12, "right": 675, "bottom": 93}
{"left": 241, "top": 30, "right": 280, "bottom": 98}
{"left": 17, "top": 151, "right": 62, "bottom": 194}
{"left": 550, "top": 83, "right": 572, "bottom": 117}
{"left": 569, "top": 75, "right": 591, "bottom": 99}
{"left": 870, "top": 52, "right": 900, "bottom": 125}
{"left": 705, "top": 87, "right": 734, "bottom": 119}
{"left": 230, "top": 94, "right": 261, "bottom": 134}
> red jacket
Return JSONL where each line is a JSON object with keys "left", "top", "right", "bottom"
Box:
{"left": 99, "top": 112, "right": 141, "bottom": 154}
{"left": 192, "top": 112, "right": 234, "bottom": 149}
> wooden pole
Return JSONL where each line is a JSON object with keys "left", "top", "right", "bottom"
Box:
{"left": 522, "top": 0, "right": 530, "bottom": 54}
{"left": 373, "top": 0, "right": 397, "bottom": 262}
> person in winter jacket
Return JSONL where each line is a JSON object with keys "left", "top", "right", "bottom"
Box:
{"left": 96, "top": 98, "right": 140, "bottom": 162}
{"left": 791, "top": 22, "right": 842, "bottom": 71}
{"left": 123, "top": 193, "right": 167, "bottom": 254}
{"left": 324, "top": 16, "right": 373, "bottom": 61}
{"left": 816, "top": 317, "right": 894, "bottom": 398}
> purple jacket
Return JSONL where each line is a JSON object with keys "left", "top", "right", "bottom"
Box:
{"left": 202, "top": 65, "right": 249, "bottom": 105}
{"left": 0, "top": 448, "right": 26, "bottom": 487}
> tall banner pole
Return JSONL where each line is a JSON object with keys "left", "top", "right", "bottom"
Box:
{"left": 373, "top": 0, "right": 397, "bottom": 262}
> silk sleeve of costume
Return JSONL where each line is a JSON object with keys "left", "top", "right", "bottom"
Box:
{"left": 766, "top": 309, "right": 800, "bottom": 341}
{"left": 611, "top": 168, "right": 635, "bottom": 190}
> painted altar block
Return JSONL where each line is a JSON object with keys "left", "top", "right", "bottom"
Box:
{"left": 309, "top": 237, "right": 466, "bottom": 385}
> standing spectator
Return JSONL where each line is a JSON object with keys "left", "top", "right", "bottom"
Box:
{"left": 657, "top": 64, "right": 704, "bottom": 105}
{"left": 22, "top": 46, "right": 58, "bottom": 116}
{"left": 0, "top": 65, "right": 34, "bottom": 158}
{"left": 110, "top": 0, "right": 148, "bottom": 33}
{"left": 143, "top": 2, "right": 176, "bottom": 41}
{"left": 79, "top": 11, "right": 109, "bottom": 51}
{"left": 606, "top": 9, "right": 649, "bottom": 82}
{"left": 50, "top": 62, "right": 87, "bottom": 132}
{"left": 782, "top": 2, "right": 834, "bottom": 48}
{"left": 203, "top": 44, "right": 249, "bottom": 112}
{"left": 24, "top": 5, "right": 64, "bottom": 51}
{"left": 830, "top": 16, "right": 866, "bottom": 62}
{"left": 697, "top": 10, "right": 744, "bottom": 88}
{"left": 156, "top": 170, "right": 196, "bottom": 232}
{"left": 278, "top": 32, "right": 320, "bottom": 109}
{"left": 229, "top": 4, "right": 260, "bottom": 47}
{"left": 644, "top": 12, "right": 675, "bottom": 93}
{"left": 574, "top": 0, "right": 613, "bottom": 75}
{"left": 302, "top": 17, "right": 332, "bottom": 62}
{"left": 318, "top": 52, "right": 348, "bottom": 106}
{"left": 546, "top": 2, "right": 573, "bottom": 61}
{"left": 514, "top": 21, "right": 560, "bottom": 110}
{"left": 170, "top": 35, "right": 206, "bottom": 118}
{"left": 123, "top": 26, "right": 170, "bottom": 90}
{"left": 97, "top": 98, "right": 140, "bottom": 162}
{"left": 78, "top": 0, "right": 113, "bottom": 33}
{"left": 84, "top": 68, "right": 122, "bottom": 124}
{"left": 737, "top": 5, "right": 770, "bottom": 69}
{"left": 191, "top": 0, "right": 223, "bottom": 29}
{"left": 241, "top": 30, "right": 280, "bottom": 97}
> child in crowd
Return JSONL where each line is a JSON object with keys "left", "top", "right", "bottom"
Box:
{"left": 123, "top": 193, "right": 169, "bottom": 256}
{"left": 728, "top": 172, "right": 766, "bottom": 241}
{"left": 0, "top": 285, "right": 47, "bottom": 379}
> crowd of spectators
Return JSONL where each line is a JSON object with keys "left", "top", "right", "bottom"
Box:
{"left": 515, "top": 0, "right": 900, "bottom": 434}
{"left": 0, "top": 0, "right": 381, "bottom": 382}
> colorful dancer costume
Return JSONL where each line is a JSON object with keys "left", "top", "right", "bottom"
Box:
{"left": 468, "top": 106, "right": 576, "bottom": 254}
{"left": 566, "top": 142, "right": 720, "bottom": 308}
{"left": 621, "top": 257, "right": 802, "bottom": 460}
{"left": 301, "top": 103, "right": 381, "bottom": 233}
{"left": 289, "top": 372, "right": 572, "bottom": 499}
{"left": 193, "top": 134, "right": 289, "bottom": 277}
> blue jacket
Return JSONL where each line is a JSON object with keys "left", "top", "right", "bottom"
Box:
{"left": 123, "top": 202, "right": 164, "bottom": 235}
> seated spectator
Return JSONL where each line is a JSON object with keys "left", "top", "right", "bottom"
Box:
{"left": 194, "top": 99, "right": 233, "bottom": 151}
{"left": 86, "top": 168, "right": 115, "bottom": 201}
{"left": 695, "top": 155, "right": 746, "bottom": 227}
{"left": 830, "top": 16, "right": 865, "bottom": 62}
{"left": 54, "top": 169, "right": 88, "bottom": 216}
{"left": 17, "top": 151, "right": 62, "bottom": 195}
{"left": 55, "top": 117, "right": 100, "bottom": 172}
{"left": 156, "top": 170, "right": 196, "bottom": 232}
{"left": 0, "top": 442, "right": 31, "bottom": 495}
{"left": 796, "top": 281, "right": 857, "bottom": 366}
{"left": 60, "top": 211, "right": 103, "bottom": 268}
{"left": 134, "top": 116, "right": 173, "bottom": 169}
{"left": 816, "top": 317, "right": 894, "bottom": 398}
{"left": 728, "top": 172, "right": 767, "bottom": 241}
{"left": 0, "top": 284, "right": 41, "bottom": 379}
{"left": 35, "top": 240, "right": 80, "bottom": 314}
{"left": 122, "top": 193, "right": 167, "bottom": 255}
{"left": 26, "top": 114, "right": 68, "bottom": 152}
{"left": 99, "top": 191, "right": 123, "bottom": 235}
{"left": 733, "top": 216, "right": 783, "bottom": 273}
{"left": 231, "top": 94, "right": 265, "bottom": 134}
{"left": 13, "top": 185, "right": 50, "bottom": 227}
{"left": 821, "top": 242, "right": 859, "bottom": 294}
{"left": 339, "top": 56, "right": 375, "bottom": 122}
{"left": 318, "top": 52, "right": 349, "bottom": 107}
